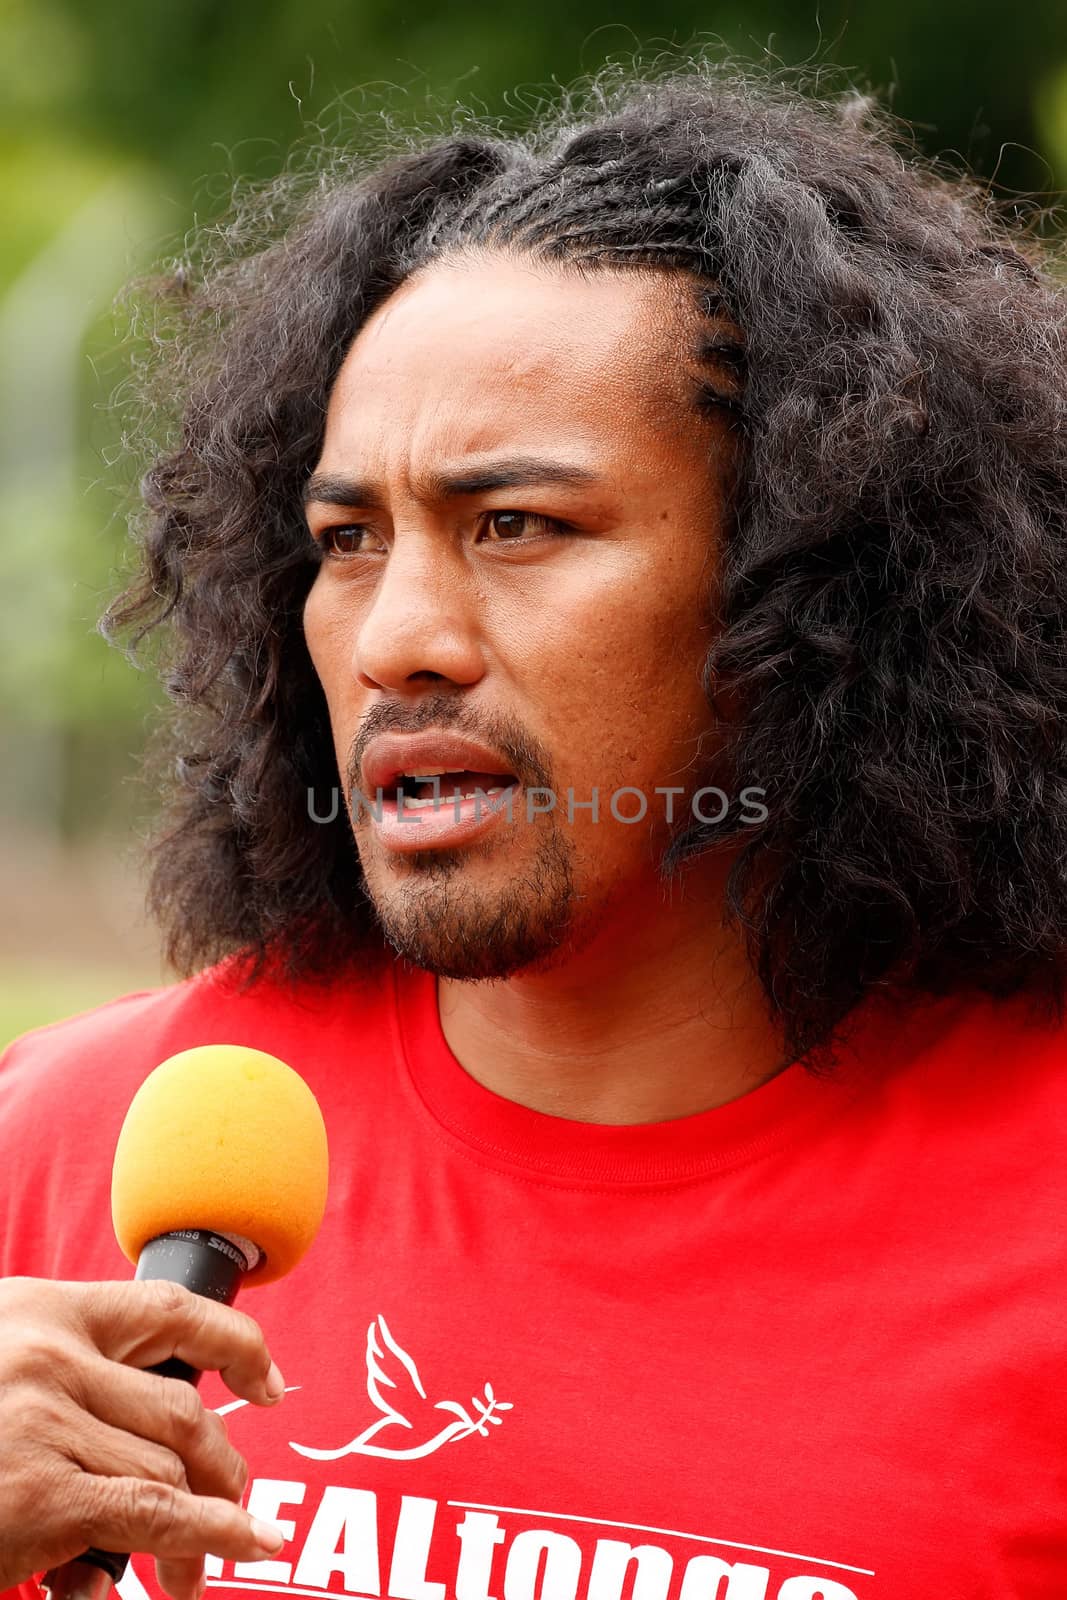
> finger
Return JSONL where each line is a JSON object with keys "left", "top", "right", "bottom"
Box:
{"left": 71, "top": 1361, "right": 247, "bottom": 1503}
{"left": 73, "top": 1282, "right": 283, "bottom": 1406}
{"left": 62, "top": 1408, "right": 189, "bottom": 1496}
{"left": 154, "top": 1556, "right": 205, "bottom": 1600}
{"left": 74, "top": 1475, "right": 285, "bottom": 1564}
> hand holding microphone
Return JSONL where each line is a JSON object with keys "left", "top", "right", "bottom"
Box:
{"left": 0, "top": 1045, "right": 328, "bottom": 1600}
{"left": 0, "top": 1275, "right": 287, "bottom": 1596}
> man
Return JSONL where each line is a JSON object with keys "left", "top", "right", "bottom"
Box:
{"left": 2, "top": 59, "right": 1067, "bottom": 1600}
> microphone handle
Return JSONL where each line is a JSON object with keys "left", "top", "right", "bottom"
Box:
{"left": 42, "top": 1231, "right": 251, "bottom": 1600}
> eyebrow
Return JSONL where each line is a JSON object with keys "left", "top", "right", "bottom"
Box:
{"left": 302, "top": 456, "right": 603, "bottom": 510}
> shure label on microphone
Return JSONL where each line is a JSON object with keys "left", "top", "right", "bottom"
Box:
{"left": 201, "top": 1232, "right": 253, "bottom": 1269}
{"left": 163, "top": 1229, "right": 251, "bottom": 1269}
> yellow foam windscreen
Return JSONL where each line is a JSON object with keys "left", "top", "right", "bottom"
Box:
{"left": 111, "top": 1045, "right": 329, "bottom": 1285}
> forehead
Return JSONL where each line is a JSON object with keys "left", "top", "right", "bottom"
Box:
{"left": 321, "top": 254, "right": 712, "bottom": 459}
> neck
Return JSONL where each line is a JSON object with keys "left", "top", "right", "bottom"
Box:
{"left": 436, "top": 859, "right": 789, "bottom": 1125}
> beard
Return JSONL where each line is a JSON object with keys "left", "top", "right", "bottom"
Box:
{"left": 345, "top": 692, "right": 592, "bottom": 981}
{"left": 342, "top": 691, "right": 715, "bottom": 982}
{"left": 357, "top": 817, "right": 582, "bottom": 981}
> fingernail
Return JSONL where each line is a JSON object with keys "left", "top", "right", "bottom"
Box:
{"left": 251, "top": 1517, "right": 285, "bottom": 1553}
{"left": 265, "top": 1360, "right": 285, "bottom": 1400}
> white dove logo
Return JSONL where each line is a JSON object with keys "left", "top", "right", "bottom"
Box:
{"left": 289, "top": 1314, "right": 513, "bottom": 1462}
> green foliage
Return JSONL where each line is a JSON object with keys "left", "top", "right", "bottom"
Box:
{"left": 4, "top": 0, "right": 1066, "bottom": 195}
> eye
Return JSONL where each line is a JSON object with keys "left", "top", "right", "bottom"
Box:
{"left": 480, "top": 510, "right": 571, "bottom": 542}
{"left": 315, "top": 525, "right": 383, "bottom": 558}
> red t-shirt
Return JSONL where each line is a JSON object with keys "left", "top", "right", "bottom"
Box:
{"left": 2, "top": 949, "right": 1066, "bottom": 1600}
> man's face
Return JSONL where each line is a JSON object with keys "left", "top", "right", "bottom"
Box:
{"left": 302, "top": 252, "right": 734, "bottom": 979}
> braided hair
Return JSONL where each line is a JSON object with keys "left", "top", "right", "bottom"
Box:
{"left": 108, "top": 58, "right": 1067, "bottom": 1066}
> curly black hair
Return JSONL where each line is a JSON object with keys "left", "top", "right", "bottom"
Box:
{"left": 106, "top": 53, "right": 1067, "bottom": 1068}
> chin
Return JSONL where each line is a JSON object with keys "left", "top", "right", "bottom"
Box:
{"left": 365, "top": 831, "right": 580, "bottom": 981}
{"left": 381, "top": 923, "right": 574, "bottom": 982}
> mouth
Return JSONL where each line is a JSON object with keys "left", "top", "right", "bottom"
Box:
{"left": 356, "top": 728, "right": 531, "bottom": 855}
{"left": 361, "top": 768, "right": 523, "bottom": 855}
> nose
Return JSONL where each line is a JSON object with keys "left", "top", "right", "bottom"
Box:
{"left": 353, "top": 531, "right": 485, "bottom": 694}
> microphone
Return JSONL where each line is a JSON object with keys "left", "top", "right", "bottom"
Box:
{"left": 42, "top": 1044, "right": 329, "bottom": 1600}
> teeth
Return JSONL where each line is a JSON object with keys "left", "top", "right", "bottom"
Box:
{"left": 402, "top": 784, "right": 509, "bottom": 810}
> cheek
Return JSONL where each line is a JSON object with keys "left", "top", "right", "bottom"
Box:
{"left": 302, "top": 578, "right": 365, "bottom": 775}
{"left": 302, "top": 575, "right": 352, "bottom": 696}
{"left": 499, "top": 549, "right": 713, "bottom": 785}
{"left": 621, "top": 541, "right": 716, "bottom": 702}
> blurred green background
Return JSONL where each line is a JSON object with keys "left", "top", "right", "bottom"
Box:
{"left": 3, "top": 0, "right": 1066, "bottom": 1048}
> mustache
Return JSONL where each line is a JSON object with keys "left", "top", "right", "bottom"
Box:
{"left": 345, "top": 693, "right": 556, "bottom": 795}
